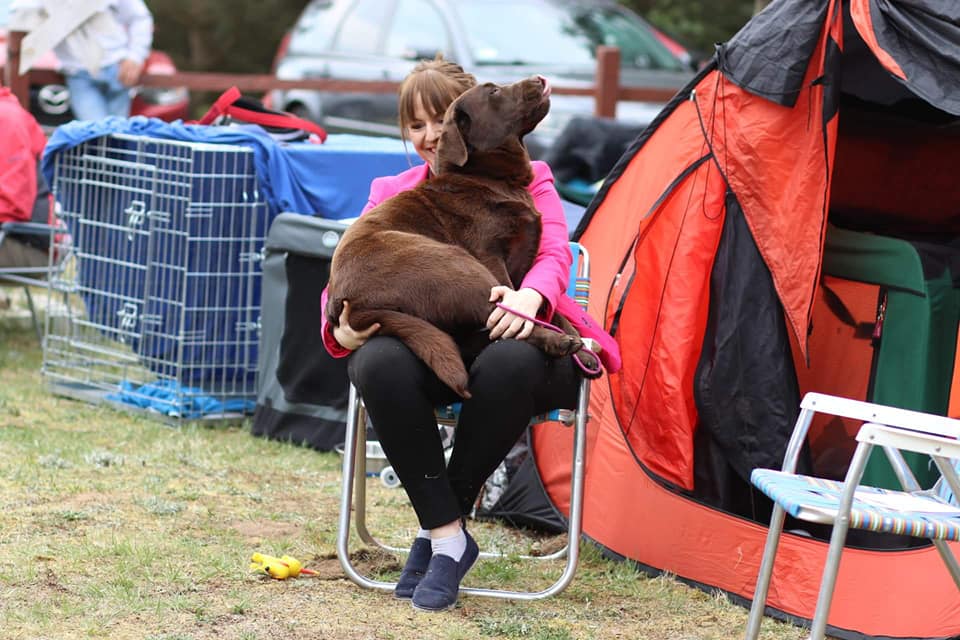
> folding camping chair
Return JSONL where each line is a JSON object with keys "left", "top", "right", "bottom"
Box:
{"left": 0, "top": 221, "right": 66, "bottom": 341}
{"left": 744, "top": 392, "right": 960, "bottom": 640}
{"left": 336, "top": 242, "right": 596, "bottom": 600}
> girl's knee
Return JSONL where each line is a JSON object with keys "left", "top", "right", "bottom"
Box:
{"left": 470, "top": 339, "right": 545, "bottom": 386}
{"left": 348, "top": 336, "right": 422, "bottom": 391}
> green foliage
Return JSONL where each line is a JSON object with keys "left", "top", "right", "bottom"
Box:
{"left": 476, "top": 612, "right": 573, "bottom": 640}
{"left": 150, "top": 0, "right": 312, "bottom": 73}
{"left": 622, "top": 0, "right": 758, "bottom": 61}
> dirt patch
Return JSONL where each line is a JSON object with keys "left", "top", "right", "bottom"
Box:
{"left": 230, "top": 519, "right": 303, "bottom": 543}
{"left": 42, "top": 566, "right": 70, "bottom": 594}
{"left": 307, "top": 548, "right": 400, "bottom": 580}
{"left": 58, "top": 491, "right": 114, "bottom": 510}
{"left": 527, "top": 533, "right": 568, "bottom": 557}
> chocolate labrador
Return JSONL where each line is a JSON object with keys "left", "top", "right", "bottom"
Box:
{"left": 326, "top": 76, "right": 595, "bottom": 398}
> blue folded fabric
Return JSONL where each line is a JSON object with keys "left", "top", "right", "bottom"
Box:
{"left": 41, "top": 116, "right": 419, "bottom": 221}
{"left": 106, "top": 379, "right": 255, "bottom": 418}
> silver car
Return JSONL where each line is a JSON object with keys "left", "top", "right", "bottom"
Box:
{"left": 270, "top": 0, "right": 694, "bottom": 157}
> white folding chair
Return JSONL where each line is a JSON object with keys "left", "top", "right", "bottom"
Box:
{"left": 745, "top": 392, "right": 960, "bottom": 640}
{"left": 336, "top": 242, "right": 596, "bottom": 600}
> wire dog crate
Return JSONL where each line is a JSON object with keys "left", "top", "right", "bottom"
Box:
{"left": 43, "top": 133, "right": 269, "bottom": 422}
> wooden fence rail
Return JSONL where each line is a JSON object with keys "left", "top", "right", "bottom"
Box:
{"left": 4, "top": 31, "right": 677, "bottom": 120}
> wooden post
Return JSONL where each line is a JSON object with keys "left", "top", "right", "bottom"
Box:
{"left": 594, "top": 45, "right": 620, "bottom": 119}
{"left": 5, "top": 30, "right": 30, "bottom": 110}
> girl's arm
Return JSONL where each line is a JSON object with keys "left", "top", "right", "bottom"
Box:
{"left": 520, "top": 161, "right": 571, "bottom": 319}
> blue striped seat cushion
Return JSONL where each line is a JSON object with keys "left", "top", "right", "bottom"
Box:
{"left": 935, "top": 460, "right": 960, "bottom": 505}
{"left": 751, "top": 468, "right": 960, "bottom": 541}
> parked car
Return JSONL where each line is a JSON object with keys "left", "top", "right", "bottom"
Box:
{"left": 269, "top": 0, "right": 694, "bottom": 157}
{"left": 0, "top": 0, "right": 189, "bottom": 128}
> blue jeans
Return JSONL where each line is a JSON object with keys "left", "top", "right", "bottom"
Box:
{"left": 66, "top": 63, "right": 132, "bottom": 121}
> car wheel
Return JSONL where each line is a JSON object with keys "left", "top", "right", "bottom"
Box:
{"left": 288, "top": 103, "right": 319, "bottom": 124}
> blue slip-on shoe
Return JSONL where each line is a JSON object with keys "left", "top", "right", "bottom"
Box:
{"left": 411, "top": 530, "right": 480, "bottom": 612}
{"left": 394, "top": 536, "right": 433, "bottom": 600}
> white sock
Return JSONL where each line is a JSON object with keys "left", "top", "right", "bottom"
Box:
{"left": 416, "top": 528, "right": 431, "bottom": 540}
{"left": 431, "top": 529, "right": 467, "bottom": 561}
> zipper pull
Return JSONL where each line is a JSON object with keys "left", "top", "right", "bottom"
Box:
{"left": 872, "top": 290, "right": 887, "bottom": 346}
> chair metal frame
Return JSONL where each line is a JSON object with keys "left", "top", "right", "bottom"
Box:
{"left": 336, "top": 242, "right": 595, "bottom": 600}
{"left": 0, "top": 221, "right": 66, "bottom": 341}
{"left": 745, "top": 392, "right": 960, "bottom": 640}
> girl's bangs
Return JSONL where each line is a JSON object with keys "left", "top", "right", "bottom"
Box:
{"left": 400, "top": 72, "right": 463, "bottom": 126}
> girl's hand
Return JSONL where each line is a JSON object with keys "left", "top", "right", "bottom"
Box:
{"left": 333, "top": 301, "right": 380, "bottom": 350}
{"left": 487, "top": 286, "right": 543, "bottom": 340}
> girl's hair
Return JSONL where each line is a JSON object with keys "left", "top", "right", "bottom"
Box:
{"left": 397, "top": 55, "right": 477, "bottom": 137}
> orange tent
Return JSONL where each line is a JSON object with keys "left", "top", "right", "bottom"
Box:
{"left": 530, "top": 0, "right": 960, "bottom": 637}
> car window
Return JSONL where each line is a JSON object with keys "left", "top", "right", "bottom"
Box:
{"left": 332, "top": 0, "right": 390, "bottom": 56}
{"left": 288, "top": 0, "right": 344, "bottom": 55}
{"left": 454, "top": 0, "right": 594, "bottom": 66}
{"left": 572, "top": 7, "right": 686, "bottom": 71}
{"left": 384, "top": 0, "right": 449, "bottom": 60}
{"left": 451, "top": 0, "right": 684, "bottom": 71}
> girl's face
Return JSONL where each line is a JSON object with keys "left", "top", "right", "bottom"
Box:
{"left": 406, "top": 94, "right": 446, "bottom": 172}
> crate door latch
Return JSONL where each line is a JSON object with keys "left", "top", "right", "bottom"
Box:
{"left": 116, "top": 302, "right": 139, "bottom": 340}
{"left": 124, "top": 200, "right": 146, "bottom": 240}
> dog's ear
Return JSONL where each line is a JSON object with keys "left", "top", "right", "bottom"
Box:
{"left": 456, "top": 89, "right": 512, "bottom": 152}
{"left": 439, "top": 105, "right": 470, "bottom": 168}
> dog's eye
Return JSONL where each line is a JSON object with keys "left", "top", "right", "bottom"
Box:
{"left": 489, "top": 87, "right": 499, "bottom": 96}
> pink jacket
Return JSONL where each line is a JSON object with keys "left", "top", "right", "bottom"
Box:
{"left": 320, "top": 160, "right": 621, "bottom": 373}
{"left": 0, "top": 87, "right": 47, "bottom": 225}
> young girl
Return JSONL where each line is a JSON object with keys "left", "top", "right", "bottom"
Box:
{"left": 321, "top": 57, "right": 618, "bottom": 612}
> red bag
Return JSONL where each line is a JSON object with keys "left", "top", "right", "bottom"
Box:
{"left": 195, "top": 86, "right": 327, "bottom": 143}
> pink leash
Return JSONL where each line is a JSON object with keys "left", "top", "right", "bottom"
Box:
{"left": 494, "top": 303, "right": 603, "bottom": 376}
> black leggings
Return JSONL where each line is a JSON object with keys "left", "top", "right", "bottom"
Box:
{"left": 348, "top": 335, "right": 580, "bottom": 529}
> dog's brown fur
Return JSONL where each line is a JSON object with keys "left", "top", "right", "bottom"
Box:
{"left": 326, "top": 76, "right": 595, "bottom": 398}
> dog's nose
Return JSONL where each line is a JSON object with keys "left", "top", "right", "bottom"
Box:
{"left": 536, "top": 75, "right": 551, "bottom": 98}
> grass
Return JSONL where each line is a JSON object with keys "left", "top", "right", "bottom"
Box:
{"left": 0, "top": 313, "right": 818, "bottom": 640}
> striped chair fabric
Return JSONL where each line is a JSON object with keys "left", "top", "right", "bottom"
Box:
{"left": 752, "top": 468, "right": 960, "bottom": 541}
{"left": 937, "top": 466, "right": 958, "bottom": 505}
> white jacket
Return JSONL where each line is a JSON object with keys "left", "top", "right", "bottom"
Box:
{"left": 11, "top": 0, "right": 153, "bottom": 75}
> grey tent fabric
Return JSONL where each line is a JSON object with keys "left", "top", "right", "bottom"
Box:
{"left": 718, "top": 0, "right": 831, "bottom": 107}
{"left": 864, "top": 0, "right": 960, "bottom": 115}
{"left": 839, "top": 5, "right": 918, "bottom": 109}
{"left": 720, "top": 0, "right": 959, "bottom": 114}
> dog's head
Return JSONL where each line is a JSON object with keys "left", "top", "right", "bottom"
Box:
{"left": 437, "top": 76, "right": 551, "bottom": 174}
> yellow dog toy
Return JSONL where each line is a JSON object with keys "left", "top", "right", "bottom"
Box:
{"left": 250, "top": 552, "right": 317, "bottom": 580}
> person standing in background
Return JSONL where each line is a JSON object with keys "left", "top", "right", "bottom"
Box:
{"left": 10, "top": 0, "right": 153, "bottom": 120}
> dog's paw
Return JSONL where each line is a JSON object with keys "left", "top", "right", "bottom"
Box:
{"left": 544, "top": 332, "right": 582, "bottom": 358}
{"left": 574, "top": 350, "right": 603, "bottom": 379}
